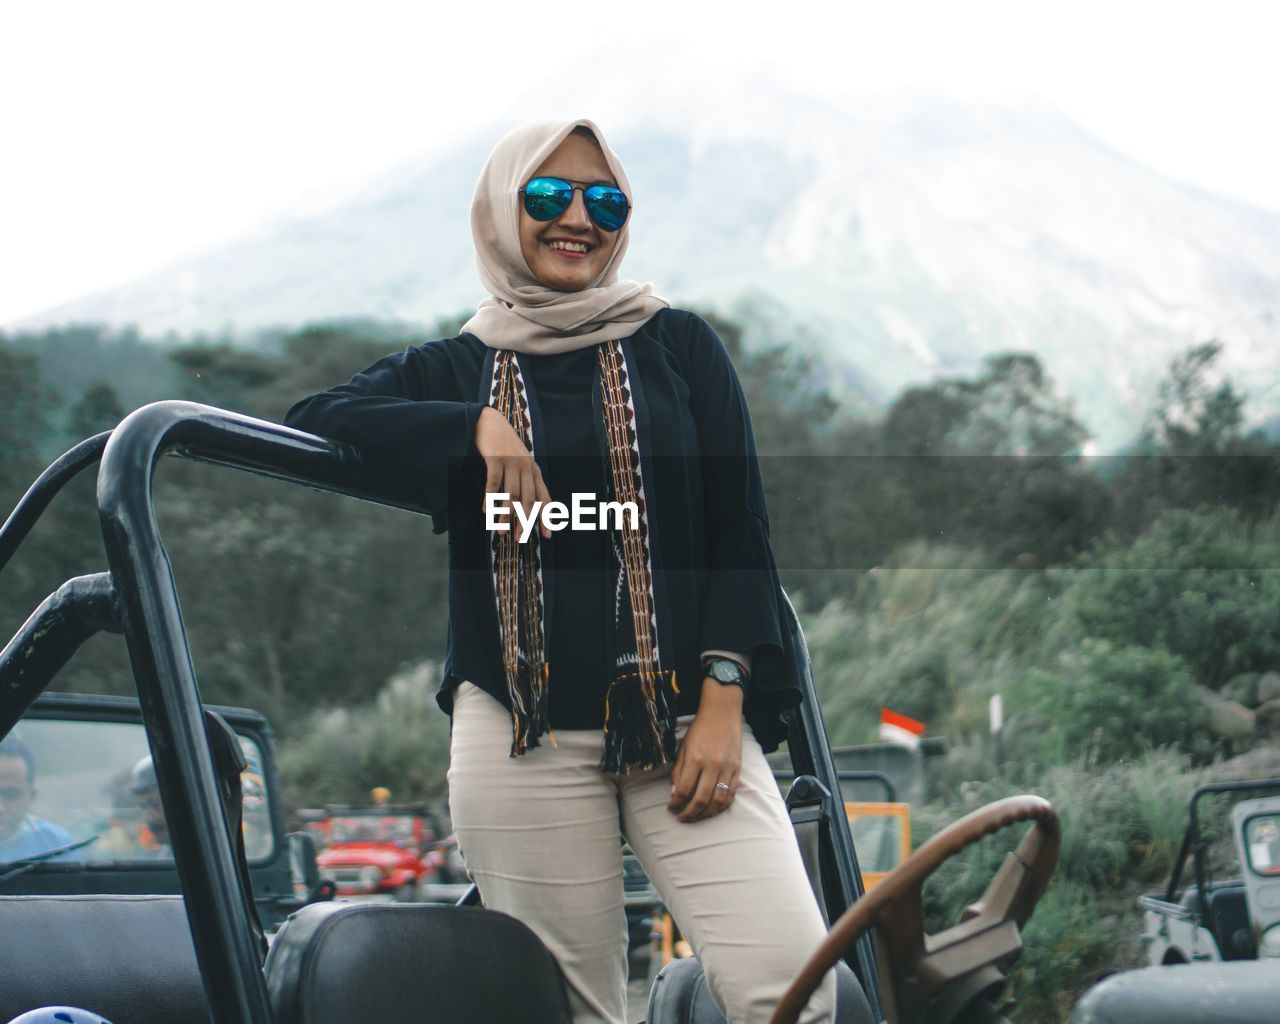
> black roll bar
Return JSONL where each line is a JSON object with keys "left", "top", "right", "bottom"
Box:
{"left": 94, "top": 400, "right": 409, "bottom": 1024}
{"left": 779, "top": 592, "right": 882, "bottom": 1017}
{"left": 0, "top": 572, "right": 121, "bottom": 739}
{"left": 0, "top": 399, "right": 881, "bottom": 1024}
{"left": 0, "top": 431, "right": 111, "bottom": 575}
{"left": 1165, "top": 777, "right": 1280, "bottom": 905}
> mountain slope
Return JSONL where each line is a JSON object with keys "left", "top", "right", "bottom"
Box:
{"left": 17, "top": 79, "right": 1280, "bottom": 449}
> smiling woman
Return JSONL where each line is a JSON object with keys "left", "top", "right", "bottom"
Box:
{"left": 283, "top": 117, "right": 842, "bottom": 1023}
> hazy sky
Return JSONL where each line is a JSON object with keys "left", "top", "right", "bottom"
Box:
{"left": 2, "top": 0, "right": 1277, "bottom": 326}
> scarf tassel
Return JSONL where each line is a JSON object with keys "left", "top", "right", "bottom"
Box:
{"left": 509, "top": 661, "right": 556, "bottom": 757}
{"left": 599, "top": 670, "right": 680, "bottom": 774}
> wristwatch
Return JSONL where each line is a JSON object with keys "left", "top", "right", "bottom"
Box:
{"left": 703, "top": 656, "right": 749, "bottom": 691}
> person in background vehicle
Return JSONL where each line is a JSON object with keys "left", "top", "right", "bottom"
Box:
{"left": 0, "top": 735, "right": 75, "bottom": 862}
{"left": 128, "top": 755, "right": 171, "bottom": 857}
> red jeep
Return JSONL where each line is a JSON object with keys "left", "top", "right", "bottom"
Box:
{"left": 302, "top": 804, "right": 451, "bottom": 902}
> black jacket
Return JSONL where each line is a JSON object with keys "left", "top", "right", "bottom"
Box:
{"left": 284, "top": 308, "right": 801, "bottom": 753}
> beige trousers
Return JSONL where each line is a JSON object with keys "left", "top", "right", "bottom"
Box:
{"left": 447, "top": 680, "right": 838, "bottom": 1024}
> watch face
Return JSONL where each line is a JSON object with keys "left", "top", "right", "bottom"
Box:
{"left": 709, "top": 660, "right": 744, "bottom": 684}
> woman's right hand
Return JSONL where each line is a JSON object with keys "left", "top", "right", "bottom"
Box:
{"left": 475, "top": 406, "right": 553, "bottom": 539}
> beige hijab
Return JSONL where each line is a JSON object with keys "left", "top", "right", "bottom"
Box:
{"left": 461, "top": 117, "right": 668, "bottom": 353}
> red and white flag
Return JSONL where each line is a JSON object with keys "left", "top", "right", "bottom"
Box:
{"left": 879, "top": 707, "right": 926, "bottom": 750}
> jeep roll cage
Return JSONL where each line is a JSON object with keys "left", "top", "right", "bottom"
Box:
{"left": 0, "top": 400, "right": 883, "bottom": 1024}
{"left": 1162, "top": 778, "right": 1280, "bottom": 908}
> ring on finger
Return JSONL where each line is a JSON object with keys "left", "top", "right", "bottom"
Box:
{"left": 715, "top": 781, "right": 730, "bottom": 794}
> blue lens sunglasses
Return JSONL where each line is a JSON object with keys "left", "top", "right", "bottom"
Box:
{"left": 519, "top": 176, "right": 630, "bottom": 231}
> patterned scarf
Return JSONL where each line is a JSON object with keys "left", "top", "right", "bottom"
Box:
{"left": 486, "top": 341, "right": 680, "bottom": 775}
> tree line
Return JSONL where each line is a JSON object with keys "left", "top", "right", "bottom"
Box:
{"left": 1, "top": 316, "right": 1276, "bottom": 741}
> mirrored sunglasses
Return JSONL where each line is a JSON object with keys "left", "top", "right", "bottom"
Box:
{"left": 519, "top": 176, "right": 630, "bottom": 232}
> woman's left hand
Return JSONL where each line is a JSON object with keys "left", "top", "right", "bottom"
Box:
{"left": 668, "top": 683, "right": 744, "bottom": 823}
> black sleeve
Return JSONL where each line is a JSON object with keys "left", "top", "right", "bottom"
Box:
{"left": 283, "top": 342, "right": 486, "bottom": 533}
{"left": 682, "top": 313, "right": 787, "bottom": 688}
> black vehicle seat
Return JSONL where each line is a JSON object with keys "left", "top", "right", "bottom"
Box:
{"left": 0, "top": 894, "right": 209, "bottom": 1024}
{"left": 264, "top": 901, "right": 574, "bottom": 1024}
{"left": 645, "top": 954, "right": 874, "bottom": 1024}
{"left": 1204, "top": 884, "right": 1256, "bottom": 960}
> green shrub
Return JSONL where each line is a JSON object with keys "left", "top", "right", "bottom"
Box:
{"left": 1010, "top": 878, "right": 1116, "bottom": 1022}
{"left": 1062, "top": 508, "right": 1280, "bottom": 688}
{"left": 1010, "top": 640, "right": 1206, "bottom": 765}
{"left": 807, "top": 542, "right": 1066, "bottom": 745}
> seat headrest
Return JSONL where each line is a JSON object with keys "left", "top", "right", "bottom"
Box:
{"left": 264, "top": 901, "right": 574, "bottom": 1024}
{"left": 0, "top": 894, "right": 209, "bottom": 1024}
{"left": 646, "top": 953, "right": 874, "bottom": 1024}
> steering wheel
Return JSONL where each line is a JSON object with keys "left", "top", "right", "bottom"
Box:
{"left": 771, "top": 795, "right": 1060, "bottom": 1024}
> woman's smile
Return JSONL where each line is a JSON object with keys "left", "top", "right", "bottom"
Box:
{"left": 542, "top": 236, "right": 594, "bottom": 258}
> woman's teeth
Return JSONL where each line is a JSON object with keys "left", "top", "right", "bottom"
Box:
{"left": 547, "top": 240, "right": 590, "bottom": 253}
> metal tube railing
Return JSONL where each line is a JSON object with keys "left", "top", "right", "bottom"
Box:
{"left": 1165, "top": 777, "right": 1280, "bottom": 906}
{"left": 0, "top": 573, "right": 120, "bottom": 739}
{"left": 0, "top": 431, "right": 111, "bottom": 575}
{"left": 95, "top": 401, "right": 397, "bottom": 1024}
{"left": 0, "top": 397, "right": 883, "bottom": 1024}
{"left": 779, "top": 591, "right": 882, "bottom": 1018}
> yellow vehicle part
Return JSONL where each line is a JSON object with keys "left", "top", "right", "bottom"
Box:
{"left": 844, "top": 802, "right": 911, "bottom": 890}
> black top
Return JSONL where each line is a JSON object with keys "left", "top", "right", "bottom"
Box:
{"left": 283, "top": 308, "right": 800, "bottom": 752}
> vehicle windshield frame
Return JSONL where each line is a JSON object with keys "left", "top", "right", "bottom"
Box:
{"left": 11, "top": 694, "right": 283, "bottom": 871}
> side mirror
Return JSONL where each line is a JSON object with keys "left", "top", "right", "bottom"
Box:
{"left": 289, "top": 831, "right": 320, "bottom": 890}
{"left": 288, "top": 831, "right": 334, "bottom": 903}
